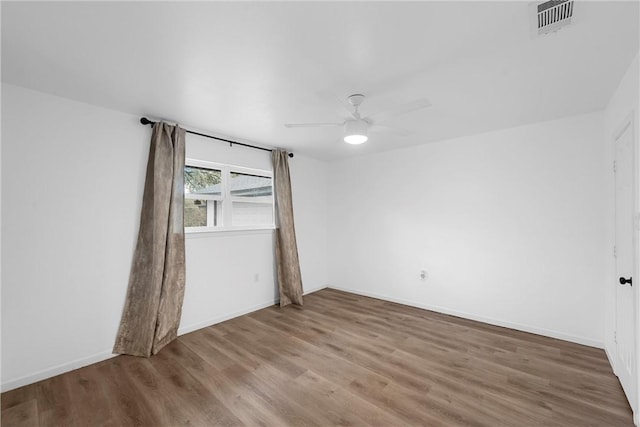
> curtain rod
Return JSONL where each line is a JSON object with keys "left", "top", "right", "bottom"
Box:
{"left": 140, "top": 117, "right": 294, "bottom": 158}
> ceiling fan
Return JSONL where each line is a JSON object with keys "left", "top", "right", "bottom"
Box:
{"left": 284, "top": 94, "right": 431, "bottom": 144}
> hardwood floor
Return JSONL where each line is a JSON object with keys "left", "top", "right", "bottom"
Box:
{"left": 2, "top": 288, "right": 633, "bottom": 426}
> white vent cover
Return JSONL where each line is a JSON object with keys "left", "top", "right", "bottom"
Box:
{"left": 530, "top": 0, "right": 574, "bottom": 37}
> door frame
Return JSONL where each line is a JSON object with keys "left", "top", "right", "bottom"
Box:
{"left": 611, "top": 110, "right": 639, "bottom": 423}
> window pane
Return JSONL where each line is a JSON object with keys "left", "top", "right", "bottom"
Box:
{"left": 184, "top": 164, "right": 274, "bottom": 231}
{"left": 229, "top": 172, "right": 272, "bottom": 198}
{"left": 184, "top": 166, "right": 222, "bottom": 198}
{"left": 184, "top": 198, "right": 207, "bottom": 227}
{"left": 232, "top": 201, "right": 273, "bottom": 226}
{"left": 184, "top": 199, "right": 222, "bottom": 228}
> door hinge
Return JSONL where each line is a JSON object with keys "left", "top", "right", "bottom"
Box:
{"left": 613, "top": 161, "right": 617, "bottom": 173}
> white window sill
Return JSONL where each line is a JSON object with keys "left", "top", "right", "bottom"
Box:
{"left": 185, "top": 226, "right": 275, "bottom": 239}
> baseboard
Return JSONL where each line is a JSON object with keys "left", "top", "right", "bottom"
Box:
{"left": 178, "top": 284, "right": 327, "bottom": 335}
{"left": 303, "top": 284, "right": 329, "bottom": 295}
{"left": 605, "top": 345, "right": 618, "bottom": 376}
{"left": 2, "top": 285, "right": 329, "bottom": 393}
{"left": 328, "top": 286, "right": 604, "bottom": 349}
{"left": 177, "top": 299, "right": 279, "bottom": 336}
{"left": 2, "top": 350, "right": 117, "bottom": 393}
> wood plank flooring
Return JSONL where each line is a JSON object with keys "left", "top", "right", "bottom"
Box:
{"left": 2, "top": 288, "right": 633, "bottom": 426}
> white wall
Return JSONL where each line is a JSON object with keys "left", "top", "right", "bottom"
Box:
{"left": 1, "top": 83, "right": 327, "bottom": 391}
{"left": 1, "top": 84, "right": 147, "bottom": 392}
{"left": 328, "top": 111, "right": 607, "bottom": 347}
{"left": 603, "top": 52, "right": 639, "bottom": 409}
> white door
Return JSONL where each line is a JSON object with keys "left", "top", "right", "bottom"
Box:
{"left": 614, "top": 119, "right": 637, "bottom": 414}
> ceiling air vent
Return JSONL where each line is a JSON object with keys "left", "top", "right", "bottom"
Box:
{"left": 531, "top": 0, "right": 574, "bottom": 37}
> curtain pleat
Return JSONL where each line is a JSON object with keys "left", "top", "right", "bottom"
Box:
{"left": 113, "top": 122, "right": 186, "bottom": 357}
{"left": 272, "top": 150, "right": 304, "bottom": 307}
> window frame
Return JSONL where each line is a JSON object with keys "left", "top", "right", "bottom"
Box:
{"left": 184, "top": 158, "right": 275, "bottom": 234}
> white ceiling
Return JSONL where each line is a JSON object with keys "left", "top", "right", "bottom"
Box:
{"left": 2, "top": 1, "right": 638, "bottom": 160}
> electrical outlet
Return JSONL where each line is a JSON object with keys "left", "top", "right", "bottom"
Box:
{"left": 420, "top": 270, "right": 428, "bottom": 281}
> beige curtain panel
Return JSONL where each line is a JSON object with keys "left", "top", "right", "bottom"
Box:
{"left": 114, "top": 122, "right": 186, "bottom": 357}
{"left": 272, "top": 150, "right": 304, "bottom": 307}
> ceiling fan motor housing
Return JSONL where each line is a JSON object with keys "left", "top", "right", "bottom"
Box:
{"left": 344, "top": 119, "right": 368, "bottom": 144}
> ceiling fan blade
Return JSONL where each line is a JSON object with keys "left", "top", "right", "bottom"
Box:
{"left": 365, "top": 98, "right": 431, "bottom": 125}
{"left": 371, "top": 124, "right": 411, "bottom": 136}
{"left": 284, "top": 122, "right": 343, "bottom": 128}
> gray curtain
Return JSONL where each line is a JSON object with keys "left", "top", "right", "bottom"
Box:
{"left": 114, "top": 122, "right": 186, "bottom": 357}
{"left": 272, "top": 150, "right": 304, "bottom": 307}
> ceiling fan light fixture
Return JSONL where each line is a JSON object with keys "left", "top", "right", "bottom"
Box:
{"left": 344, "top": 119, "right": 368, "bottom": 145}
{"left": 283, "top": 93, "right": 430, "bottom": 144}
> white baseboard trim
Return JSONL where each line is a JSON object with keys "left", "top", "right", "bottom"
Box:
{"left": 329, "top": 286, "right": 604, "bottom": 349}
{"left": 304, "top": 284, "right": 329, "bottom": 295}
{"left": 178, "top": 284, "right": 327, "bottom": 335}
{"left": 2, "top": 350, "right": 117, "bottom": 393}
{"left": 177, "top": 299, "right": 279, "bottom": 336}
{"left": 2, "top": 285, "right": 329, "bottom": 393}
{"left": 605, "top": 346, "right": 618, "bottom": 376}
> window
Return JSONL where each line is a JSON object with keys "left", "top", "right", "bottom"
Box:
{"left": 184, "top": 159, "right": 274, "bottom": 232}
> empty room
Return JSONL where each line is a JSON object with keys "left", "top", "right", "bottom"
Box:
{"left": 2, "top": 1, "right": 639, "bottom": 426}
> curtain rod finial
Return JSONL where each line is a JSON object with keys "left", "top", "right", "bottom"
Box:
{"left": 140, "top": 117, "right": 153, "bottom": 126}
{"left": 288, "top": 152, "right": 294, "bottom": 158}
